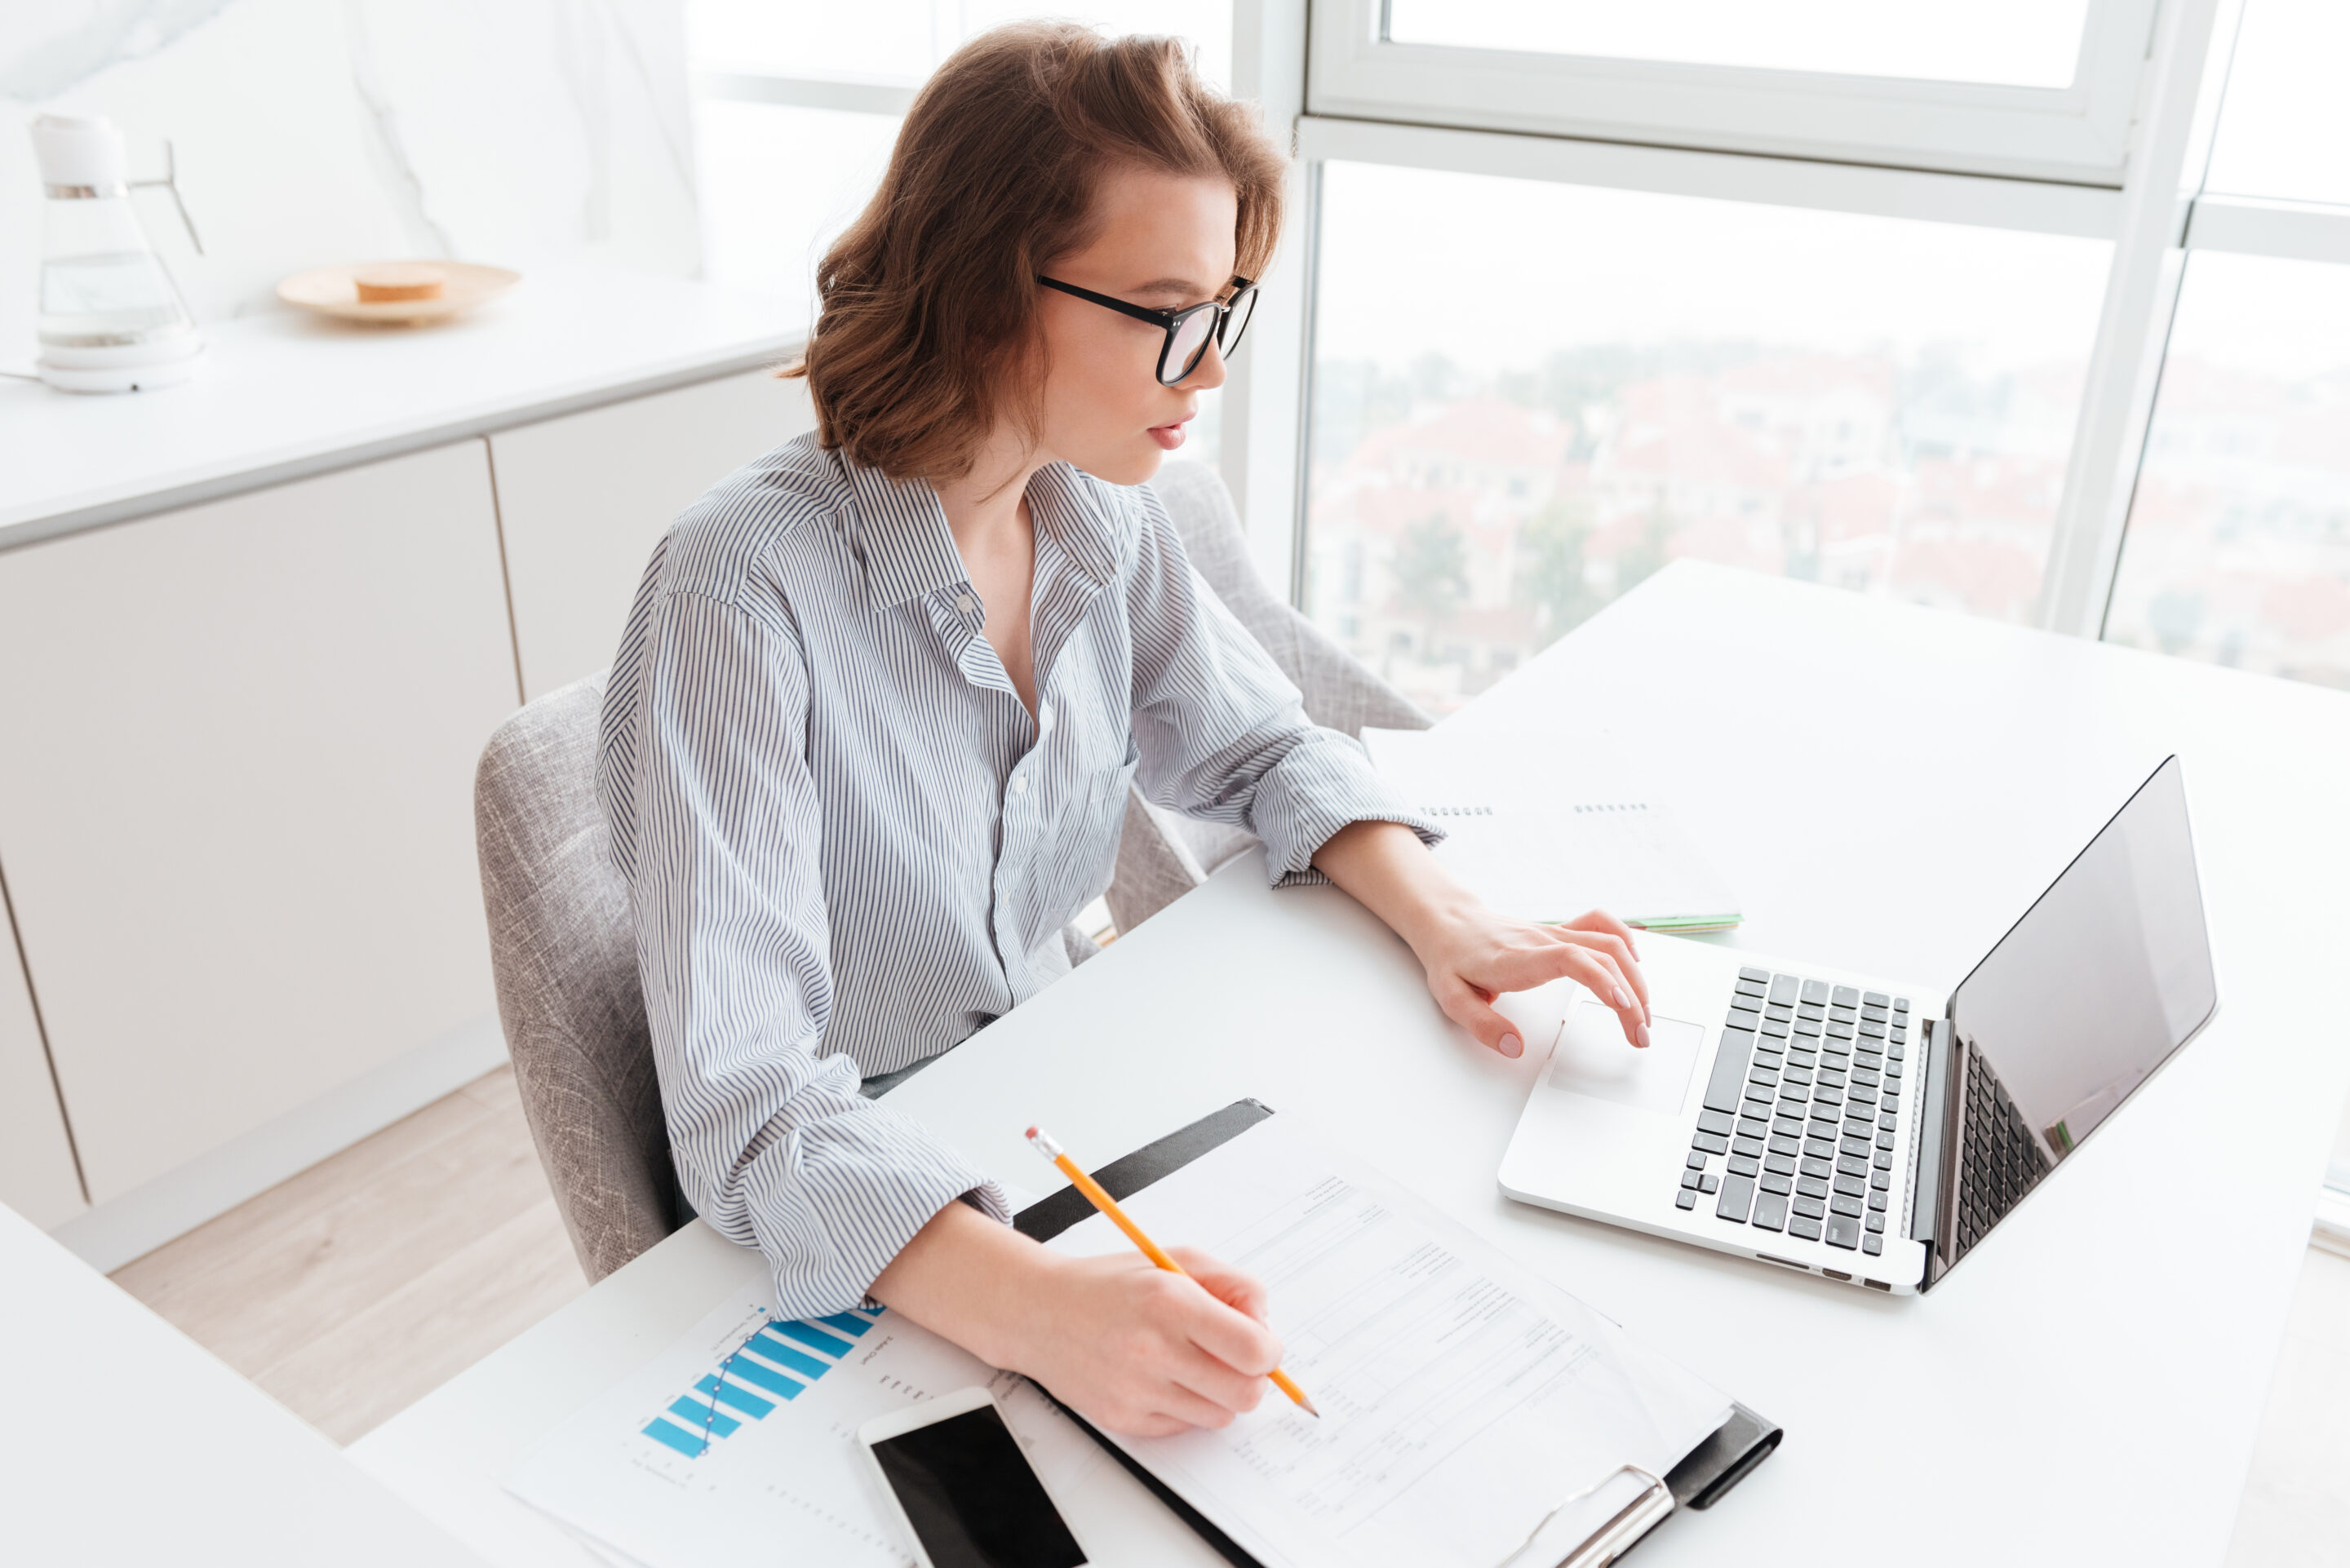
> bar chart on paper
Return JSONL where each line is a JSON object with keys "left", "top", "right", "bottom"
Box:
{"left": 641, "top": 1309, "right": 883, "bottom": 1459}
{"left": 505, "top": 1281, "right": 1109, "bottom": 1568}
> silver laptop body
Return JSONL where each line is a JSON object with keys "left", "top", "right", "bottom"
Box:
{"left": 1498, "top": 756, "right": 2218, "bottom": 1295}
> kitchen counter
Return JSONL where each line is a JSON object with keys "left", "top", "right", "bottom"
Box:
{"left": 0, "top": 264, "right": 805, "bottom": 551}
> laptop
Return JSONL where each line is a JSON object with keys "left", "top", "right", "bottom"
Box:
{"left": 1497, "top": 755, "right": 2218, "bottom": 1294}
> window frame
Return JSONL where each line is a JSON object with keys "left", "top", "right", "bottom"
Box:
{"left": 1305, "top": 0, "right": 2161, "bottom": 185}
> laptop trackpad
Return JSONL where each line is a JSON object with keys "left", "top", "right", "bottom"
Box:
{"left": 1547, "top": 1002, "right": 1705, "bottom": 1114}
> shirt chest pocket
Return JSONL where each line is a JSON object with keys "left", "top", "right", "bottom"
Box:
{"left": 1070, "top": 729, "right": 1139, "bottom": 826}
{"left": 1048, "top": 716, "right": 1139, "bottom": 890}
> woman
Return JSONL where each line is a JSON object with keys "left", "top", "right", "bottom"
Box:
{"left": 598, "top": 22, "right": 1651, "bottom": 1440}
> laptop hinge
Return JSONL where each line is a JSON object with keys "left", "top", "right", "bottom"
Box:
{"left": 1909, "top": 1014, "right": 1956, "bottom": 1288}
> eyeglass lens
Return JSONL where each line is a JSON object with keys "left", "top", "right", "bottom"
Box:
{"left": 1163, "top": 307, "right": 1217, "bottom": 384}
{"left": 1157, "top": 288, "right": 1260, "bottom": 385}
{"left": 1219, "top": 289, "right": 1256, "bottom": 357}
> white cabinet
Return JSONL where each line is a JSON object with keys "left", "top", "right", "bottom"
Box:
{"left": 0, "top": 442, "right": 518, "bottom": 1204}
{"left": 491, "top": 369, "right": 816, "bottom": 699}
{"left": 0, "top": 929, "right": 82, "bottom": 1227}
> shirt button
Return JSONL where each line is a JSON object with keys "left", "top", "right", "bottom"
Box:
{"left": 1011, "top": 776, "right": 1028, "bottom": 795}
{"left": 956, "top": 594, "right": 977, "bottom": 616}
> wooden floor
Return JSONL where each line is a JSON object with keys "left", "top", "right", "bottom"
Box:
{"left": 109, "top": 1065, "right": 587, "bottom": 1444}
{"left": 109, "top": 1062, "right": 2349, "bottom": 1561}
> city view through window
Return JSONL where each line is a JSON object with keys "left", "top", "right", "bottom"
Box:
{"left": 1301, "top": 164, "right": 2112, "bottom": 715}
{"left": 2104, "top": 252, "right": 2350, "bottom": 692}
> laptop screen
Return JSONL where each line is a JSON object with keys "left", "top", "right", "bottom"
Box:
{"left": 1935, "top": 755, "right": 2216, "bottom": 1274}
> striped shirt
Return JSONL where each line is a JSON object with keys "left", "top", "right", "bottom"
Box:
{"left": 597, "top": 433, "right": 1433, "bottom": 1318}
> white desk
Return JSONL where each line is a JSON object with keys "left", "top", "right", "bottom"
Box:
{"left": 354, "top": 561, "right": 2350, "bottom": 1566}
{"left": 0, "top": 1203, "right": 490, "bottom": 1566}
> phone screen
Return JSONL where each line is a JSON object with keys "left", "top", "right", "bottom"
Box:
{"left": 869, "top": 1404, "right": 1087, "bottom": 1568}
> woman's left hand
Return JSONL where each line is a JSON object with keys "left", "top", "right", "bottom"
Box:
{"left": 1310, "top": 820, "right": 1653, "bottom": 1059}
{"left": 1408, "top": 903, "right": 1652, "bottom": 1058}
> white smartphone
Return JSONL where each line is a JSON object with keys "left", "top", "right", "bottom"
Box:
{"left": 856, "top": 1385, "right": 1089, "bottom": 1568}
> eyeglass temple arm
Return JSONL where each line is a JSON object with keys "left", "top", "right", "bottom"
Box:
{"left": 1035, "top": 276, "right": 1255, "bottom": 325}
{"left": 1035, "top": 276, "right": 1168, "bottom": 326}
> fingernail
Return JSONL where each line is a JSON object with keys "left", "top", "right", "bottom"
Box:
{"left": 1636, "top": 1022, "right": 1651, "bottom": 1049}
{"left": 1498, "top": 1032, "right": 1523, "bottom": 1059}
{"left": 1613, "top": 986, "right": 1634, "bottom": 1012}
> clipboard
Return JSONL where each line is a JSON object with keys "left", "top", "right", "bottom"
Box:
{"left": 1015, "top": 1099, "right": 1781, "bottom": 1568}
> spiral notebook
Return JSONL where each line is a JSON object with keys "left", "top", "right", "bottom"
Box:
{"left": 1016, "top": 1102, "right": 1781, "bottom": 1568}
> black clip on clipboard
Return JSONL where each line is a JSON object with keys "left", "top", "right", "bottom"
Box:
{"left": 1013, "top": 1099, "right": 1782, "bottom": 1568}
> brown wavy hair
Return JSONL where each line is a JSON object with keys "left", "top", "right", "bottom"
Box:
{"left": 786, "top": 24, "right": 1287, "bottom": 482}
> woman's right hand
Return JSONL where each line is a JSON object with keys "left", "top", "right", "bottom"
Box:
{"left": 871, "top": 1199, "right": 1284, "bottom": 1437}
{"left": 1005, "top": 1245, "right": 1285, "bottom": 1437}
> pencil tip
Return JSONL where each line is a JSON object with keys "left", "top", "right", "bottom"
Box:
{"left": 1301, "top": 1398, "right": 1321, "bottom": 1418}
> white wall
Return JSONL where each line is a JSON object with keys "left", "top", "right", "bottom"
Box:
{"left": 0, "top": 0, "right": 700, "bottom": 362}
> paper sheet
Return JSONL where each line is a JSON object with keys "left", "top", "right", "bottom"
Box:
{"left": 1363, "top": 727, "right": 1740, "bottom": 930}
{"left": 503, "top": 1290, "right": 1112, "bottom": 1568}
{"left": 1045, "top": 1117, "right": 1734, "bottom": 1568}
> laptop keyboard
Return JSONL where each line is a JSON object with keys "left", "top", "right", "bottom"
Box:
{"left": 1678, "top": 968, "right": 1910, "bottom": 1256}
{"left": 1957, "top": 1051, "right": 2052, "bottom": 1252}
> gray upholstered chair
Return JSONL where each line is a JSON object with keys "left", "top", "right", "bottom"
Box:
{"left": 477, "top": 463, "right": 1426, "bottom": 1281}
{"left": 475, "top": 671, "right": 681, "bottom": 1282}
{"left": 1106, "top": 461, "right": 1430, "bottom": 933}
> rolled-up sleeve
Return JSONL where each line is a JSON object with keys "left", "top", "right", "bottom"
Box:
{"left": 610, "top": 587, "right": 1009, "bottom": 1318}
{"left": 1124, "top": 487, "right": 1439, "bottom": 886}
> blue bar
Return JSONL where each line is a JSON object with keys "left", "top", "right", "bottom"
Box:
{"left": 818, "top": 1311, "right": 874, "bottom": 1340}
{"left": 723, "top": 1353, "right": 808, "bottom": 1399}
{"left": 643, "top": 1418, "right": 708, "bottom": 1458}
{"left": 669, "top": 1397, "right": 740, "bottom": 1438}
{"left": 696, "top": 1374, "right": 774, "bottom": 1419}
{"left": 751, "top": 1332, "right": 835, "bottom": 1381}
{"left": 772, "top": 1320, "right": 857, "bottom": 1358}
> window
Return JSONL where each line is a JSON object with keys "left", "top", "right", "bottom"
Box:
{"left": 2103, "top": 253, "right": 2350, "bottom": 689}
{"left": 1384, "top": 1, "right": 2091, "bottom": 88}
{"left": 2201, "top": 0, "right": 2350, "bottom": 208}
{"left": 1302, "top": 162, "right": 2108, "bottom": 713}
{"left": 1307, "top": 0, "right": 2157, "bottom": 186}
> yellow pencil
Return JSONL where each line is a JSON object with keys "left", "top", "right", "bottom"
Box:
{"left": 1025, "top": 1125, "right": 1319, "bottom": 1419}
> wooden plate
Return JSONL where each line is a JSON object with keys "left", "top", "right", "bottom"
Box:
{"left": 277, "top": 260, "right": 521, "bottom": 325}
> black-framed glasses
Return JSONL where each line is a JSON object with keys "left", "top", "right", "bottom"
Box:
{"left": 1036, "top": 274, "right": 1257, "bottom": 386}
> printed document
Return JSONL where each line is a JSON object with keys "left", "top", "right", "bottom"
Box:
{"left": 1044, "top": 1115, "right": 1734, "bottom": 1568}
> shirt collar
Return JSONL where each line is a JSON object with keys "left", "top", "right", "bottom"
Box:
{"left": 1025, "top": 463, "right": 1124, "bottom": 590}
{"left": 840, "top": 453, "right": 1124, "bottom": 608}
{"left": 841, "top": 457, "right": 969, "bottom": 609}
